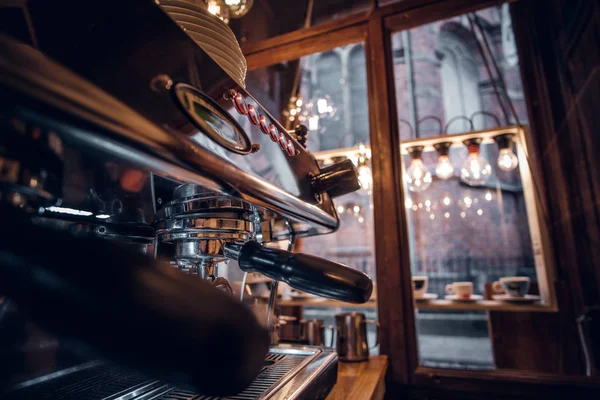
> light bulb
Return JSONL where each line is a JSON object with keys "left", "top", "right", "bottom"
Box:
{"left": 461, "top": 139, "right": 491, "bottom": 186}
{"left": 225, "top": 0, "right": 254, "bottom": 19}
{"left": 497, "top": 148, "right": 519, "bottom": 171}
{"left": 435, "top": 155, "right": 454, "bottom": 179}
{"left": 461, "top": 153, "right": 492, "bottom": 185}
{"left": 358, "top": 165, "right": 372, "bottom": 190}
{"left": 433, "top": 142, "right": 454, "bottom": 180}
{"left": 206, "top": 0, "right": 230, "bottom": 23}
{"left": 317, "top": 98, "right": 328, "bottom": 114}
{"left": 406, "top": 159, "right": 432, "bottom": 192}
{"left": 308, "top": 115, "right": 319, "bottom": 131}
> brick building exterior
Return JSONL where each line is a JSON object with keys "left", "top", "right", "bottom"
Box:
{"left": 298, "top": 5, "right": 536, "bottom": 295}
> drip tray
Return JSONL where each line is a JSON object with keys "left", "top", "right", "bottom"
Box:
{"left": 5, "top": 346, "right": 338, "bottom": 400}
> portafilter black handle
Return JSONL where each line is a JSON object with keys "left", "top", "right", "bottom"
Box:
{"left": 0, "top": 207, "right": 268, "bottom": 396}
{"left": 225, "top": 241, "right": 373, "bottom": 303}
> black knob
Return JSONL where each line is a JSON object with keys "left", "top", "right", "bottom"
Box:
{"left": 228, "top": 241, "right": 373, "bottom": 304}
{"left": 294, "top": 125, "right": 309, "bottom": 148}
{"left": 311, "top": 159, "right": 361, "bottom": 199}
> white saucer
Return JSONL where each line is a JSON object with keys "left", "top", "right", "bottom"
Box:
{"left": 492, "top": 294, "right": 540, "bottom": 303}
{"left": 415, "top": 293, "right": 438, "bottom": 301}
{"left": 444, "top": 294, "right": 483, "bottom": 302}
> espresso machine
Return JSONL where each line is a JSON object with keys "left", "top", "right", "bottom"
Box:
{"left": 0, "top": 0, "right": 372, "bottom": 399}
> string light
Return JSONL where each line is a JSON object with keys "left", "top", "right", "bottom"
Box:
{"left": 406, "top": 146, "right": 432, "bottom": 192}
{"left": 206, "top": 0, "right": 230, "bottom": 23}
{"left": 433, "top": 142, "right": 454, "bottom": 180}
{"left": 461, "top": 138, "right": 491, "bottom": 186}
{"left": 494, "top": 133, "right": 519, "bottom": 172}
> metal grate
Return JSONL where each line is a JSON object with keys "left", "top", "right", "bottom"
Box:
{"left": 6, "top": 351, "right": 313, "bottom": 400}
{"left": 5, "top": 365, "right": 158, "bottom": 400}
{"left": 154, "top": 352, "right": 307, "bottom": 400}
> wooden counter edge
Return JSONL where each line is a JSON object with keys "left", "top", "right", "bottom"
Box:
{"left": 326, "top": 355, "right": 389, "bottom": 400}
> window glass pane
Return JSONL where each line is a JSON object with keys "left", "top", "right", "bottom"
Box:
{"left": 391, "top": 4, "right": 548, "bottom": 371}
{"left": 244, "top": 43, "right": 377, "bottom": 352}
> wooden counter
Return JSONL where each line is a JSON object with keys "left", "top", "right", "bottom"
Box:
{"left": 326, "top": 355, "right": 388, "bottom": 400}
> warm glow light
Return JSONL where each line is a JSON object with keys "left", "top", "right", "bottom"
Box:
{"left": 295, "top": 99, "right": 303, "bottom": 107}
{"left": 412, "top": 205, "right": 418, "bottom": 211}
{"left": 464, "top": 196, "right": 472, "bottom": 207}
{"left": 424, "top": 200, "right": 432, "bottom": 207}
{"left": 443, "top": 196, "right": 451, "bottom": 206}
{"left": 435, "top": 155, "right": 454, "bottom": 179}
{"left": 444, "top": 212, "right": 450, "bottom": 219}
{"left": 429, "top": 214, "right": 435, "bottom": 220}
{"left": 358, "top": 165, "right": 372, "bottom": 190}
{"left": 308, "top": 115, "right": 320, "bottom": 131}
{"left": 477, "top": 209, "right": 483, "bottom": 216}
{"left": 96, "top": 214, "right": 111, "bottom": 219}
{"left": 317, "top": 98, "right": 329, "bottom": 114}
{"left": 418, "top": 203, "right": 423, "bottom": 209}
{"left": 460, "top": 212, "right": 466, "bottom": 218}
{"left": 206, "top": 0, "right": 230, "bottom": 23}
{"left": 406, "top": 159, "right": 432, "bottom": 192}
{"left": 207, "top": 2, "right": 220, "bottom": 14}
{"left": 358, "top": 217, "right": 365, "bottom": 224}
{"left": 485, "top": 191, "right": 493, "bottom": 201}
{"left": 461, "top": 152, "right": 492, "bottom": 186}
{"left": 290, "top": 108, "right": 297, "bottom": 116}
{"left": 405, "top": 198, "right": 413, "bottom": 208}
{"left": 337, "top": 205, "right": 345, "bottom": 213}
{"left": 353, "top": 205, "right": 361, "bottom": 213}
{"left": 498, "top": 148, "right": 519, "bottom": 171}
{"left": 226, "top": 0, "right": 254, "bottom": 18}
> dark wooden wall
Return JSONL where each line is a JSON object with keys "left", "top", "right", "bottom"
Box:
{"left": 514, "top": 0, "right": 600, "bottom": 375}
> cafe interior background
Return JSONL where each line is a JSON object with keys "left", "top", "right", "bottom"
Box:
{"left": 214, "top": 0, "right": 599, "bottom": 397}
{"left": 0, "top": 0, "right": 598, "bottom": 398}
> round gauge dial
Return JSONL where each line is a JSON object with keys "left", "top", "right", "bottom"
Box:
{"left": 172, "top": 83, "right": 252, "bottom": 155}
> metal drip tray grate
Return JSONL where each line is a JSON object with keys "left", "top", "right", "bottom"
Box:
{"left": 5, "top": 364, "right": 160, "bottom": 400}
{"left": 154, "top": 350, "right": 310, "bottom": 400}
{"left": 5, "top": 347, "right": 335, "bottom": 400}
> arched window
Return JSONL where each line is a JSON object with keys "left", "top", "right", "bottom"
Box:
{"left": 349, "top": 45, "right": 369, "bottom": 145}
{"left": 438, "top": 25, "right": 482, "bottom": 133}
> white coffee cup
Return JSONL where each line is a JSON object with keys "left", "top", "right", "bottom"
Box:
{"left": 492, "top": 277, "right": 530, "bottom": 298}
{"left": 445, "top": 282, "right": 473, "bottom": 299}
{"left": 412, "top": 276, "right": 428, "bottom": 299}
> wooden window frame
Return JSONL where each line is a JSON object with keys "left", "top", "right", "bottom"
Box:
{"left": 244, "top": 0, "right": 600, "bottom": 397}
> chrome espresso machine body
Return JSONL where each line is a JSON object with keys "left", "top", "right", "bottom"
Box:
{"left": 0, "top": 1, "right": 372, "bottom": 399}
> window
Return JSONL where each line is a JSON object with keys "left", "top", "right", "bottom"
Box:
{"left": 245, "top": 43, "right": 378, "bottom": 351}
{"left": 391, "top": 5, "right": 554, "bottom": 370}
